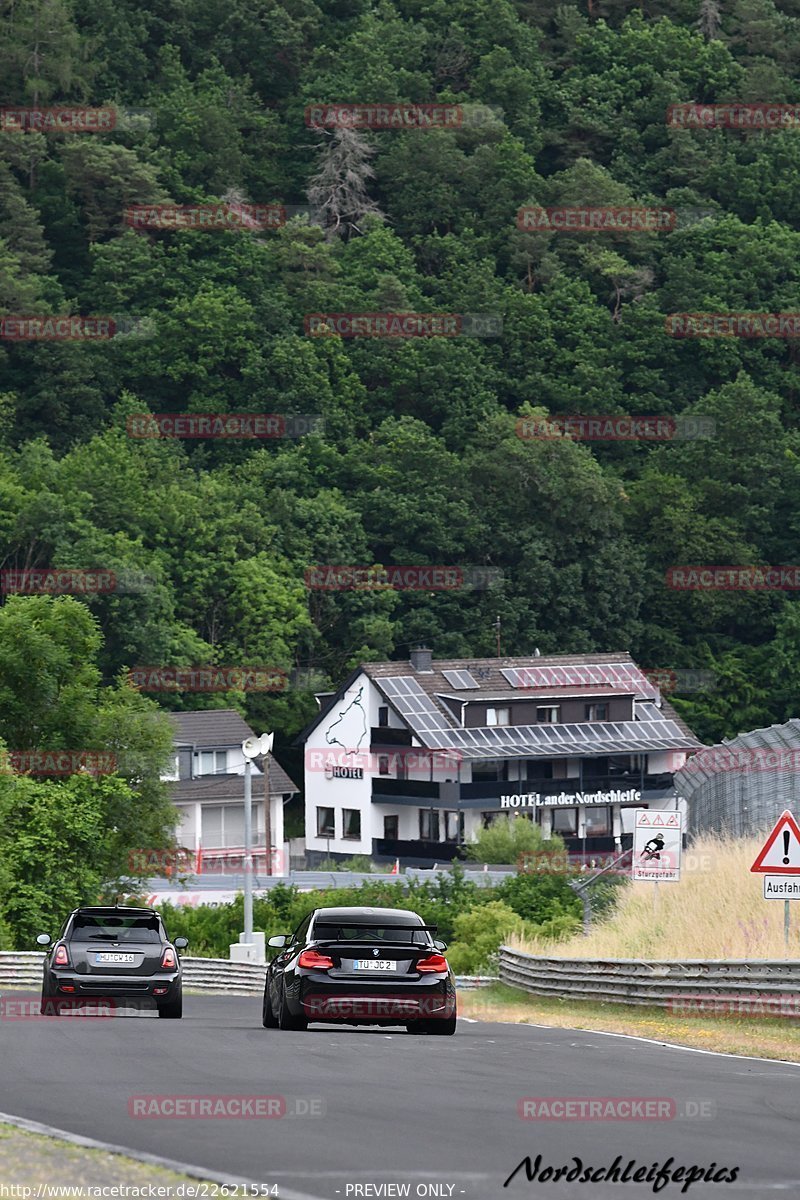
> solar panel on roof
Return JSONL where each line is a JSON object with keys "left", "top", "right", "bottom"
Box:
{"left": 636, "top": 702, "right": 664, "bottom": 723}
{"left": 500, "top": 662, "right": 657, "bottom": 700}
{"left": 380, "top": 676, "right": 453, "bottom": 735}
{"left": 441, "top": 669, "right": 479, "bottom": 689}
{"left": 435, "top": 718, "right": 700, "bottom": 758}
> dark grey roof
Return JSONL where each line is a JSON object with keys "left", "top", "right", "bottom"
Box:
{"left": 298, "top": 652, "right": 704, "bottom": 757}
{"left": 169, "top": 709, "right": 256, "bottom": 748}
{"left": 170, "top": 764, "right": 298, "bottom": 801}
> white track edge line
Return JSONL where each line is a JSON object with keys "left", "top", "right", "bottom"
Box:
{"left": 504, "top": 1022, "right": 800, "bottom": 1067}
{"left": 0, "top": 1110, "right": 325, "bottom": 1200}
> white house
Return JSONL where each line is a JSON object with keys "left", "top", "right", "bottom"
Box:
{"left": 298, "top": 648, "right": 705, "bottom": 866}
{"left": 164, "top": 709, "right": 298, "bottom": 872}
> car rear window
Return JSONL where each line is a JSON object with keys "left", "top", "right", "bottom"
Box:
{"left": 314, "top": 923, "right": 431, "bottom": 946}
{"left": 70, "top": 915, "right": 163, "bottom": 943}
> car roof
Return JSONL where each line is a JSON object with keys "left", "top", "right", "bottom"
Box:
{"left": 313, "top": 906, "right": 424, "bottom": 925}
{"left": 72, "top": 906, "right": 159, "bottom": 917}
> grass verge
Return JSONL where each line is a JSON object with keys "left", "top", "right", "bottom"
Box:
{"left": 0, "top": 1122, "right": 231, "bottom": 1190}
{"left": 458, "top": 983, "right": 800, "bottom": 1062}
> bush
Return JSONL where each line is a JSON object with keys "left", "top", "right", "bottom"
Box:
{"left": 496, "top": 871, "right": 582, "bottom": 927}
{"left": 465, "top": 817, "right": 562, "bottom": 864}
{"left": 445, "top": 901, "right": 525, "bottom": 974}
{"left": 151, "top": 867, "right": 488, "bottom": 957}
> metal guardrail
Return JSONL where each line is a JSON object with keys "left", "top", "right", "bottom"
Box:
{"left": 0, "top": 953, "right": 495, "bottom": 995}
{"left": 499, "top": 946, "right": 800, "bottom": 1008}
{"left": 142, "top": 867, "right": 512, "bottom": 893}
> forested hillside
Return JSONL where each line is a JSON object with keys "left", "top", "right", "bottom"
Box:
{"left": 2, "top": 0, "right": 800, "bottom": 753}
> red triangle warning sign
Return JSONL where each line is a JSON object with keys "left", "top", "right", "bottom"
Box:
{"left": 653, "top": 814, "right": 665, "bottom": 825}
{"left": 666, "top": 814, "right": 679, "bottom": 827}
{"left": 750, "top": 810, "right": 800, "bottom": 875}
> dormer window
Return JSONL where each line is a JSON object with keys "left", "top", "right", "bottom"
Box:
{"left": 486, "top": 706, "right": 510, "bottom": 726}
{"left": 196, "top": 749, "right": 228, "bottom": 776}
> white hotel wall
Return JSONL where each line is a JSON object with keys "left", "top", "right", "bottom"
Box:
{"left": 304, "top": 672, "right": 462, "bottom": 854}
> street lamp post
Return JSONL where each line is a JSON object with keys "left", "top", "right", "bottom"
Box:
{"left": 238, "top": 732, "right": 274, "bottom": 957}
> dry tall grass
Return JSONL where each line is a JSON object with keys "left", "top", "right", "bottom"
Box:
{"left": 512, "top": 835, "right": 800, "bottom": 959}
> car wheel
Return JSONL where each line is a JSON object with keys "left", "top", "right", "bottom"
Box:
{"left": 424, "top": 1013, "right": 457, "bottom": 1036}
{"left": 157, "top": 990, "right": 183, "bottom": 1019}
{"left": 262, "top": 984, "right": 278, "bottom": 1028}
{"left": 40, "top": 990, "right": 62, "bottom": 1016}
{"left": 278, "top": 983, "right": 308, "bottom": 1031}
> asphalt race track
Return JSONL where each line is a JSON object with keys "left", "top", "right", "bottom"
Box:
{"left": 1, "top": 995, "right": 798, "bottom": 1199}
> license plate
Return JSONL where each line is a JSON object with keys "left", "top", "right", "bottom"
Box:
{"left": 353, "top": 960, "right": 396, "bottom": 972}
{"left": 95, "top": 953, "right": 135, "bottom": 964}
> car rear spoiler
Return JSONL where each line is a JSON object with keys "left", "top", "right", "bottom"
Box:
{"left": 315, "top": 922, "right": 438, "bottom": 938}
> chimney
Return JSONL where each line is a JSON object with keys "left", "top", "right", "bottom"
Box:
{"left": 409, "top": 646, "right": 433, "bottom": 673}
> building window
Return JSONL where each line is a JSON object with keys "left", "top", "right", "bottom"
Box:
{"left": 525, "top": 760, "right": 554, "bottom": 781}
{"left": 177, "top": 748, "right": 193, "bottom": 780}
{"left": 585, "top": 704, "right": 609, "bottom": 722}
{"left": 378, "top": 755, "right": 390, "bottom": 776}
{"left": 584, "top": 806, "right": 611, "bottom": 837}
{"left": 378, "top": 706, "right": 389, "bottom": 727}
{"left": 486, "top": 706, "right": 510, "bottom": 726}
{"left": 419, "top": 810, "right": 440, "bottom": 841}
{"left": 200, "top": 804, "right": 260, "bottom": 849}
{"left": 482, "top": 811, "right": 500, "bottom": 829}
{"left": 384, "top": 815, "right": 399, "bottom": 840}
{"left": 316, "top": 807, "right": 335, "bottom": 838}
{"left": 342, "top": 809, "right": 361, "bottom": 840}
{"left": 196, "top": 750, "right": 228, "bottom": 776}
{"left": 472, "top": 759, "right": 509, "bottom": 782}
{"left": 537, "top": 706, "right": 560, "bottom": 723}
{"left": 444, "top": 811, "right": 463, "bottom": 842}
{"left": 552, "top": 808, "right": 577, "bottom": 835}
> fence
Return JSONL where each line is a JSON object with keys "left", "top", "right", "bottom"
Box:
{"left": 499, "top": 946, "right": 800, "bottom": 1008}
{"left": 0, "top": 953, "right": 493, "bottom": 996}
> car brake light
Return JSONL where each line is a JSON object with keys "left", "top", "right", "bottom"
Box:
{"left": 416, "top": 953, "right": 448, "bottom": 973}
{"left": 54, "top": 944, "right": 69, "bottom": 967}
{"left": 161, "top": 946, "right": 177, "bottom": 969}
{"left": 297, "top": 949, "right": 334, "bottom": 970}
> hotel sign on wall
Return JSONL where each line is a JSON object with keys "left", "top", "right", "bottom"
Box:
{"left": 324, "top": 765, "right": 364, "bottom": 780}
{"left": 500, "top": 788, "right": 642, "bottom": 810}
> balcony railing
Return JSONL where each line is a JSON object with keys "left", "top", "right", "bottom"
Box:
{"left": 372, "top": 773, "right": 675, "bottom": 807}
